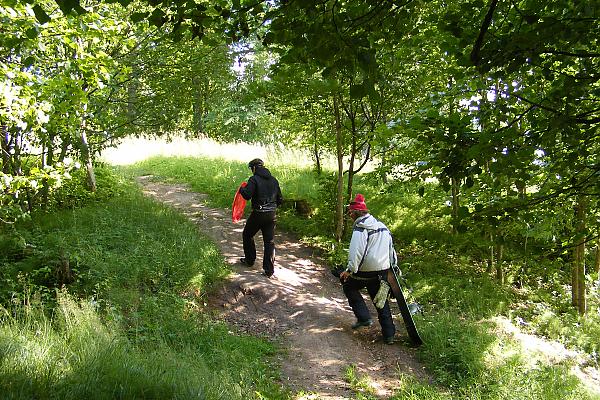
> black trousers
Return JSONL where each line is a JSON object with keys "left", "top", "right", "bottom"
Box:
{"left": 343, "top": 270, "right": 396, "bottom": 339}
{"left": 242, "top": 210, "right": 276, "bottom": 275}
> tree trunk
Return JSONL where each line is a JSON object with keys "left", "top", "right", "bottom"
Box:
{"left": 594, "top": 239, "right": 600, "bottom": 275}
{"left": 572, "top": 196, "right": 587, "bottom": 315}
{"left": 127, "top": 65, "right": 139, "bottom": 122}
{"left": 346, "top": 126, "right": 357, "bottom": 202}
{"left": 517, "top": 184, "right": 526, "bottom": 200}
{"left": 333, "top": 95, "right": 344, "bottom": 243}
{"left": 192, "top": 76, "right": 204, "bottom": 136}
{"left": 451, "top": 177, "right": 460, "bottom": 234}
{"left": 381, "top": 149, "right": 388, "bottom": 184}
{"left": 312, "top": 124, "right": 321, "bottom": 175}
{"left": 495, "top": 243, "right": 504, "bottom": 284}
{"left": 74, "top": 39, "right": 96, "bottom": 192}
{"left": 313, "top": 144, "right": 321, "bottom": 175}
{"left": 40, "top": 134, "right": 56, "bottom": 209}
{"left": 80, "top": 103, "right": 96, "bottom": 192}
{"left": 1, "top": 124, "right": 10, "bottom": 174}
{"left": 486, "top": 231, "right": 494, "bottom": 274}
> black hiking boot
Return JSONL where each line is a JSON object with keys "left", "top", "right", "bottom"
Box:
{"left": 351, "top": 319, "right": 373, "bottom": 330}
{"left": 239, "top": 258, "right": 254, "bottom": 267}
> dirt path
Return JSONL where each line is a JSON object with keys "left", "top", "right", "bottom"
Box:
{"left": 137, "top": 176, "right": 429, "bottom": 399}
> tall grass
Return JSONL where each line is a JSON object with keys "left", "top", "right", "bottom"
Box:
{"left": 0, "top": 181, "right": 287, "bottom": 399}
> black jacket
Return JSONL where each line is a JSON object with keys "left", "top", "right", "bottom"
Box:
{"left": 240, "top": 166, "right": 283, "bottom": 212}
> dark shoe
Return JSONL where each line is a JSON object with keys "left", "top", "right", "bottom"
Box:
{"left": 240, "top": 258, "right": 254, "bottom": 267}
{"left": 261, "top": 271, "right": 274, "bottom": 279}
{"left": 383, "top": 336, "right": 394, "bottom": 345}
{"left": 351, "top": 319, "right": 373, "bottom": 330}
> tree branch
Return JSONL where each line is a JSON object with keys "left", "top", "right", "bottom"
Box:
{"left": 471, "top": 0, "right": 499, "bottom": 66}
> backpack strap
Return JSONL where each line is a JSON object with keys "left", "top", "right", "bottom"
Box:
{"left": 353, "top": 226, "right": 392, "bottom": 271}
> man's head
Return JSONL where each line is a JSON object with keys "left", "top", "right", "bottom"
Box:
{"left": 248, "top": 158, "right": 264, "bottom": 172}
{"left": 347, "top": 193, "right": 368, "bottom": 219}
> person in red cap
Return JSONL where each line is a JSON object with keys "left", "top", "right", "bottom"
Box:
{"left": 339, "top": 193, "right": 397, "bottom": 344}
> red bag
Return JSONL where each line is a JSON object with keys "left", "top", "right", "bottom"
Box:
{"left": 232, "top": 182, "right": 248, "bottom": 223}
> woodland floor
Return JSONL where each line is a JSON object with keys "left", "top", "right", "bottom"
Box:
{"left": 136, "top": 176, "right": 600, "bottom": 399}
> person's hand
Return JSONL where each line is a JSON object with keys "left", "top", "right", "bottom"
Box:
{"left": 339, "top": 270, "right": 350, "bottom": 283}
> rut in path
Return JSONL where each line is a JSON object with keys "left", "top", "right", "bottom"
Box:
{"left": 138, "top": 177, "right": 429, "bottom": 399}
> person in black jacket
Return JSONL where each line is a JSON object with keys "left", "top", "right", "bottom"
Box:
{"left": 239, "top": 158, "right": 283, "bottom": 278}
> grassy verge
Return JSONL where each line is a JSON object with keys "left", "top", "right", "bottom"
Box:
{"left": 125, "top": 155, "right": 600, "bottom": 400}
{"left": 0, "top": 176, "right": 287, "bottom": 399}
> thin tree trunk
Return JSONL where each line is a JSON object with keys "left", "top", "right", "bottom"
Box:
{"left": 312, "top": 123, "right": 321, "bottom": 175}
{"left": 595, "top": 239, "right": 600, "bottom": 275}
{"left": 517, "top": 184, "right": 526, "bottom": 199}
{"left": 192, "top": 76, "right": 204, "bottom": 136}
{"left": 451, "top": 177, "right": 460, "bottom": 234}
{"left": 127, "top": 65, "right": 139, "bottom": 122}
{"left": 495, "top": 243, "right": 504, "bottom": 284}
{"left": 572, "top": 196, "right": 587, "bottom": 315}
{"left": 80, "top": 104, "right": 96, "bottom": 192}
{"left": 334, "top": 95, "right": 344, "bottom": 243}
{"left": 381, "top": 149, "right": 388, "bottom": 184}
{"left": 80, "top": 132, "right": 96, "bottom": 192}
{"left": 346, "top": 126, "right": 357, "bottom": 201}
{"left": 74, "top": 38, "right": 96, "bottom": 192}
{"left": 313, "top": 143, "right": 321, "bottom": 175}
{"left": 1, "top": 124, "right": 10, "bottom": 174}
{"left": 486, "top": 231, "right": 494, "bottom": 274}
{"left": 342, "top": 131, "right": 357, "bottom": 238}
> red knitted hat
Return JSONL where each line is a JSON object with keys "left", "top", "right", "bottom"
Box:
{"left": 349, "top": 194, "right": 368, "bottom": 211}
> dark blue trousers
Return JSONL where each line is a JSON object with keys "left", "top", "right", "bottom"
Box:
{"left": 243, "top": 211, "right": 276, "bottom": 275}
{"left": 343, "top": 270, "right": 396, "bottom": 339}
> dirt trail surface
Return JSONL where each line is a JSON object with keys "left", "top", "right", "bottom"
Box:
{"left": 137, "top": 176, "right": 429, "bottom": 399}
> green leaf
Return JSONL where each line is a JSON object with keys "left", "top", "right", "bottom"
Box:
{"left": 131, "top": 12, "right": 149, "bottom": 23}
{"left": 56, "top": 0, "right": 80, "bottom": 14}
{"left": 426, "top": 109, "right": 439, "bottom": 119}
{"left": 149, "top": 8, "right": 166, "bottom": 27}
{"left": 33, "top": 5, "right": 51, "bottom": 24}
{"left": 465, "top": 176, "right": 474, "bottom": 188}
{"left": 418, "top": 186, "right": 425, "bottom": 197}
{"left": 25, "top": 27, "right": 39, "bottom": 39}
{"left": 458, "top": 206, "right": 470, "bottom": 219}
{"left": 23, "top": 56, "right": 36, "bottom": 68}
{"left": 349, "top": 83, "right": 367, "bottom": 99}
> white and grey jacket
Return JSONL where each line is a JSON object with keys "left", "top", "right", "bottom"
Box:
{"left": 346, "top": 214, "right": 398, "bottom": 273}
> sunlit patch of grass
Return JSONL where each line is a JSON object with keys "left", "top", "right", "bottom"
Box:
{"left": 0, "top": 293, "right": 289, "bottom": 399}
{"left": 390, "top": 374, "right": 451, "bottom": 399}
{"left": 344, "top": 365, "right": 378, "bottom": 399}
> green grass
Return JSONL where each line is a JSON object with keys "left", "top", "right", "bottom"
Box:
{"left": 3, "top": 155, "right": 599, "bottom": 400}
{"left": 0, "top": 177, "right": 288, "bottom": 399}
{"left": 124, "top": 155, "right": 600, "bottom": 400}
